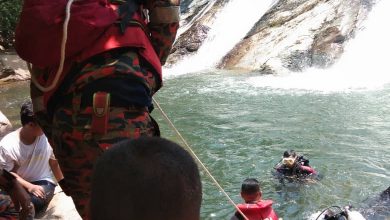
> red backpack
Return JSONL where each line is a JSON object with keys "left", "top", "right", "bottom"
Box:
{"left": 15, "top": 0, "right": 118, "bottom": 68}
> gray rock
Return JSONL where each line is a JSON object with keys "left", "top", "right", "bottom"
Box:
{"left": 218, "top": 0, "right": 373, "bottom": 72}
{"left": 0, "top": 53, "right": 30, "bottom": 84}
{"left": 166, "top": 0, "right": 228, "bottom": 65}
{"left": 171, "top": 0, "right": 374, "bottom": 73}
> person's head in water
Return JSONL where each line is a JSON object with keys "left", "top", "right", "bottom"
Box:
{"left": 282, "top": 150, "right": 298, "bottom": 168}
{"left": 240, "top": 178, "right": 262, "bottom": 203}
{"left": 283, "top": 149, "right": 297, "bottom": 158}
{"left": 90, "top": 137, "right": 202, "bottom": 220}
{"left": 380, "top": 186, "right": 390, "bottom": 200}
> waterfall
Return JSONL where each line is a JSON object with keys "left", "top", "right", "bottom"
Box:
{"left": 166, "top": 0, "right": 277, "bottom": 77}
{"left": 247, "top": 0, "right": 390, "bottom": 92}
{"left": 177, "top": 0, "right": 216, "bottom": 38}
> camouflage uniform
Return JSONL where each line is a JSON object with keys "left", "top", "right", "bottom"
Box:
{"left": 30, "top": 1, "right": 179, "bottom": 218}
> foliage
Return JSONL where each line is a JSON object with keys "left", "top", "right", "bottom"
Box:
{"left": 0, "top": 0, "right": 22, "bottom": 49}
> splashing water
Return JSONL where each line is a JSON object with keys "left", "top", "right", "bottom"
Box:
{"left": 247, "top": 0, "right": 390, "bottom": 93}
{"left": 166, "top": 0, "right": 277, "bottom": 77}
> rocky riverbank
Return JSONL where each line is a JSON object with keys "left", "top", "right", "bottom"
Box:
{"left": 0, "top": 52, "right": 30, "bottom": 85}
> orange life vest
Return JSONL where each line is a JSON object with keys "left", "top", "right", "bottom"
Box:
{"left": 237, "top": 200, "right": 279, "bottom": 220}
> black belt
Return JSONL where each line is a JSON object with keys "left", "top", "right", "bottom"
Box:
{"left": 61, "top": 92, "right": 149, "bottom": 111}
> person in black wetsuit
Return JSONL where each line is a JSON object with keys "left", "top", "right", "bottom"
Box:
{"left": 274, "top": 150, "right": 317, "bottom": 178}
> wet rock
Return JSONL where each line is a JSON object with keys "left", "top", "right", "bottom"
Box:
{"left": 311, "top": 26, "right": 345, "bottom": 68}
{"left": 218, "top": 0, "right": 373, "bottom": 72}
{"left": 166, "top": 0, "right": 228, "bottom": 65}
{"left": 0, "top": 53, "right": 30, "bottom": 84}
{"left": 359, "top": 186, "right": 390, "bottom": 219}
{"left": 282, "top": 50, "right": 312, "bottom": 72}
{"left": 168, "top": 23, "right": 210, "bottom": 65}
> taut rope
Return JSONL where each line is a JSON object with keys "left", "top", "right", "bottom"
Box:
{"left": 153, "top": 97, "right": 249, "bottom": 220}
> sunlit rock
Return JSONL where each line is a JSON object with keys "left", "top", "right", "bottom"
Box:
{"left": 216, "top": 0, "right": 373, "bottom": 73}
{"left": 0, "top": 54, "right": 30, "bottom": 84}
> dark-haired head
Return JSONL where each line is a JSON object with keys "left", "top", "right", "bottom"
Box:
{"left": 380, "top": 186, "right": 390, "bottom": 200}
{"left": 20, "top": 99, "right": 35, "bottom": 126}
{"left": 90, "top": 137, "right": 202, "bottom": 220}
{"left": 283, "top": 149, "right": 297, "bottom": 158}
{"left": 240, "top": 178, "right": 262, "bottom": 203}
{"left": 241, "top": 178, "right": 260, "bottom": 195}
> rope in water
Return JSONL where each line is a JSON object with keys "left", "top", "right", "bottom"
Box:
{"left": 153, "top": 97, "right": 249, "bottom": 220}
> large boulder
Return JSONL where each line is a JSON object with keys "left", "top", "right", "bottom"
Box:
{"left": 218, "top": 0, "right": 373, "bottom": 73}
{"left": 0, "top": 53, "right": 30, "bottom": 84}
{"left": 166, "top": 0, "right": 228, "bottom": 66}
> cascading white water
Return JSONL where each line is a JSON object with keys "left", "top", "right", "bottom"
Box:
{"left": 247, "top": 0, "right": 390, "bottom": 92}
{"left": 177, "top": 0, "right": 216, "bottom": 38}
{"left": 166, "top": 0, "right": 277, "bottom": 77}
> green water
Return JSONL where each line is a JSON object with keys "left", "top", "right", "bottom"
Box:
{"left": 1, "top": 71, "right": 389, "bottom": 219}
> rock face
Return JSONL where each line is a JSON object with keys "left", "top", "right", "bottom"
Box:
{"left": 0, "top": 53, "right": 30, "bottom": 84}
{"left": 218, "top": 0, "right": 372, "bottom": 73}
{"left": 166, "top": 0, "right": 228, "bottom": 66}
{"left": 168, "top": 0, "right": 374, "bottom": 74}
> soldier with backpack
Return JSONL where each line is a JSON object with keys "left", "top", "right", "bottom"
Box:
{"left": 15, "top": 0, "right": 180, "bottom": 217}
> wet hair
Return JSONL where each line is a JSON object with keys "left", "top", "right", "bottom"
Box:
{"left": 90, "top": 137, "right": 202, "bottom": 220}
{"left": 20, "top": 99, "right": 35, "bottom": 126}
{"left": 283, "top": 149, "right": 297, "bottom": 158}
{"left": 380, "top": 186, "right": 390, "bottom": 200}
{"left": 241, "top": 178, "right": 260, "bottom": 195}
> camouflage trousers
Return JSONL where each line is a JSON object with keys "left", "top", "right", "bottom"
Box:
{"left": 32, "top": 49, "right": 161, "bottom": 219}
{"left": 45, "top": 104, "right": 158, "bottom": 218}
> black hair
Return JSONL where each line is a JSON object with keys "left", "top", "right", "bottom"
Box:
{"left": 380, "top": 186, "right": 390, "bottom": 200}
{"left": 90, "top": 137, "right": 202, "bottom": 220}
{"left": 20, "top": 99, "right": 35, "bottom": 126}
{"left": 283, "top": 149, "right": 297, "bottom": 158}
{"left": 241, "top": 178, "right": 260, "bottom": 195}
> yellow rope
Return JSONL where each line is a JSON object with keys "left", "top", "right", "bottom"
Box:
{"left": 153, "top": 97, "right": 249, "bottom": 220}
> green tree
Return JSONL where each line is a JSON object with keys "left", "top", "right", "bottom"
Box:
{"left": 0, "top": 0, "right": 22, "bottom": 49}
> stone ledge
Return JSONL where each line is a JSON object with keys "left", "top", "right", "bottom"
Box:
{"left": 35, "top": 186, "right": 81, "bottom": 220}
